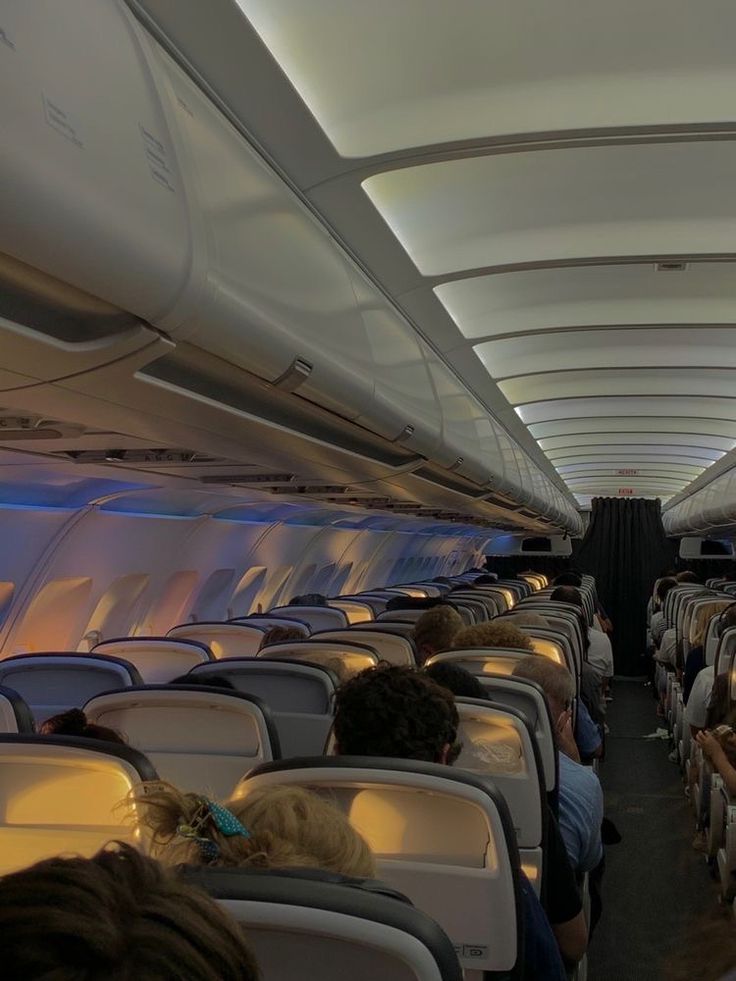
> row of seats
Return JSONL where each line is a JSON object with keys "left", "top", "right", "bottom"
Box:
{"left": 651, "top": 576, "right": 736, "bottom": 905}
{"left": 0, "top": 567, "right": 606, "bottom": 978}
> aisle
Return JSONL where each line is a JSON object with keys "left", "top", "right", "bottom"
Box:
{"left": 587, "top": 679, "right": 717, "bottom": 980}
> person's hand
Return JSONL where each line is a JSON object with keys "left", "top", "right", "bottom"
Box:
{"left": 695, "top": 729, "right": 722, "bottom": 761}
{"left": 556, "top": 708, "right": 580, "bottom": 762}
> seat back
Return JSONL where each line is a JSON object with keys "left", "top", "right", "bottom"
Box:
{"left": 234, "top": 757, "right": 521, "bottom": 976}
{"left": 715, "top": 626, "right": 736, "bottom": 677}
{"left": 0, "top": 734, "right": 156, "bottom": 874}
{"left": 455, "top": 698, "right": 544, "bottom": 861}
{"left": 0, "top": 653, "right": 142, "bottom": 723}
{"left": 0, "top": 685, "right": 34, "bottom": 733}
{"left": 377, "top": 608, "right": 432, "bottom": 624}
{"left": 85, "top": 686, "right": 278, "bottom": 798}
{"left": 353, "top": 620, "right": 417, "bottom": 639}
{"left": 93, "top": 637, "right": 212, "bottom": 683}
{"left": 257, "top": 640, "right": 379, "bottom": 682}
{"left": 326, "top": 599, "right": 375, "bottom": 624}
{"left": 167, "top": 622, "right": 265, "bottom": 658}
{"left": 475, "top": 674, "right": 558, "bottom": 797}
{"left": 187, "top": 868, "right": 462, "bottom": 981}
{"left": 268, "top": 606, "right": 349, "bottom": 632}
{"left": 230, "top": 616, "right": 310, "bottom": 638}
{"left": 313, "top": 629, "right": 415, "bottom": 666}
{"left": 688, "top": 599, "right": 732, "bottom": 657}
{"left": 187, "top": 658, "right": 337, "bottom": 758}
{"left": 425, "top": 649, "right": 533, "bottom": 677}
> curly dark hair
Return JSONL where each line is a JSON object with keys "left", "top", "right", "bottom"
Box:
{"left": 424, "top": 662, "right": 489, "bottom": 701}
{"left": 333, "top": 664, "right": 459, "bottom": 763}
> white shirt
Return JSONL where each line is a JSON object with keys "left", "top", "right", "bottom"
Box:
{"left": 650, "top": 610, "right": 666, "bottom": 646}
{"left": 655, "top": 627, "right": 677, "bottom": 667}
{"left": 686, "top": 665, "right": 714, "bottom": 730}
{"left": 587, "top": 628, "right": 614, "bottom": 677}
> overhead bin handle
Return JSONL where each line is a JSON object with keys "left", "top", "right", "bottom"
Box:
{"left": 272, "top": 357, "right": 313, "bottom": 393}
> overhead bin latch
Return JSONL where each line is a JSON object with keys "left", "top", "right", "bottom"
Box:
{"left": 392, "top": 424, "right": 415, "bottom": 443}
{"left": 272, "top": 357, "right": 313, "bottom": 392}
{"left": 448, "top": 457, "right": 464, "bottom": 472}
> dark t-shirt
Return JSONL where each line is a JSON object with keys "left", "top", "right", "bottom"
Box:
{"left": 542, "top": 809, "right": 584, "bottom": 925}
{"left": 683, "top": 645, "right": 705, "bottom": 704}
{"left": 520, "top": 872, "right": 567, "bottom": 981}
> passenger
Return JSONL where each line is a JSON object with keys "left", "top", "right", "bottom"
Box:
{"left": 386, "top": 594, "right": 443, "bottom": 611}
{"left": 333, "top": 664, "right": 586, "bottom": 974}
{"left": 0, "top": 842, "right": 260, "bottom": 980}
{"left": 411, "top": 605, "right": 464, "bottom": 664}
{"left": 259, "top": 624, "right": 309, "bottom": 648}
{"left": 649, "top": 577, "right": 677, "bottom": 647}
{"left": 452, "top": 620, "right": 534, "bottom": 652}
{"left": 686, "top": 606, "right": 736, "bottom": 735}
{"left": 135, "top": 782, "right": 375, "bottom": 877}
{"left": 169, "top": 673, "right": 236, "bottom": 689}
{"left": 676, "top": 570, "right": 700, "bottom": 584}
{"left": 512, "top": 656, "right": 604, "bottom": 875}
{"left": 288, "top": 593, "right": 327, "bottom": 606}
{"left": 553, "top": 572, "right": 583, "bottom": 588}
{"left": 423, "top": 661, "right": 489, "bottom": 700}
{"left": 38, "top": 707, "right": 126, "bottom": 745}
{"left": 551, "top": 585, "right": 614, "bottom": 692}
{"left": 695, "top": 725, "right": 736, "bottom": 798}
{"left": 471, "top": 573, "right": 499, "bottom": 585}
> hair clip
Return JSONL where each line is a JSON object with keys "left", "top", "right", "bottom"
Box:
{"left": 175, "top": 797, "right": 249, "bottom": 864}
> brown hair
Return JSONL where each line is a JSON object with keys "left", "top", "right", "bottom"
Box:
{"left": 412, "top": 606, "right": 464, "bottom": 664}
{"left": 0, "top": 842, "right": 259, "bottom": 980}
{"left": 512, "top": 655, "right": 575, "bottom": 715}
{"left": 134, "top": 782, "right": 375, "bottom": 878}
{"left": 453, "top": 620, "right": 534, "bottom": 653}
{"left": 39, "top": 708, "right": 126, "bottom": 745}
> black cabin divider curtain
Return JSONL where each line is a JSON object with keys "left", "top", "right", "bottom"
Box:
{"left": 573, "top": 497, "right": 676, "bottom": 676}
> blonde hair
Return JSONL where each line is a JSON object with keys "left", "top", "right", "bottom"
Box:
{"left": 133, "top": 782, "right": 375, "bottom": 879}
{"left": 453, "top": 620, "right": 534, "bottom": 653}
{"left": 412, "top": 606, "right": 464, "bottom": 661}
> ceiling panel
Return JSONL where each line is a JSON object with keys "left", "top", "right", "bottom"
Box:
{"left": 362, "top": 142, "right": 736, "bottom": 276}
{"left": 498, "top": 367, "right": 736, "bottom": 404}
{"left": 538, "top": 432, "right": 736, "bottom": 452}
{"left": 528, "top": 417, "right": 736, "bottom": 440}
{"left": 435, "top": 263, "right": 736, "bottom": 341}
{"left": 517, "top": 397, "right": 736, "bottom": 426}
{"left": 238, "top": 0, "right": 736, "bottom": 157}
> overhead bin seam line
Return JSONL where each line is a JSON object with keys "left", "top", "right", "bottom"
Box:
{"left": 302, "top": 124, "right": 736, "bottom": 190}
{"left": 124, "top": 0, "right": 576, "bottom": 513}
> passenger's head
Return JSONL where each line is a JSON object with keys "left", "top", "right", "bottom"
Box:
{"left": 0, "top": 842, "right": 259, "bottom": 981}
{"left": 38, "top": 708, "right": 126, "bottom": 745}
{"left": 424, "top": 662, "right": 488, "bottom": 700}
{"left": 452, "top": 620, "right": 534, "bottom": 653}
{"left": 259, "top": 624, "right": 308, "bottom": 648}
{"left": 715, "top": 602, "right": 736, "bottom": 638}
{"left": 169, "top": 674, "right": 236, "bottom": 690}
{"left": 676, "top": 570, "right": 699, "bottom": 584}
{"left": 553, "top": 571, "right": 583, "bottom": 588}
{"left": 333, "top": 664, "right": 459, "bottom": 764}
{"left": 472, "top": 573, "right": 498, "bottom": 586}
{"left": 550, "top": 585, "right": 584, "bottom": 609}
{"left": 288, "top": 593, "right": 327, "bottom": 607}
{"left": 655, "top": 576, "right": 677, "bottom": 607}
{"left": 512, "top": 656, "right": 575, "bottom": 732}
{"left": 136, "top": 782, "right": 374, "bottom": 878}
{"left": 412, "top": 605, "right": 464, "bottom": 664}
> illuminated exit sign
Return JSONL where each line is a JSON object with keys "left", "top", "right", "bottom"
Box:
{"left": 618, "top": 488, "right": 635, "bottom": 495}
{"left": 616, "top": 469, "right": 639, "bottom": 476}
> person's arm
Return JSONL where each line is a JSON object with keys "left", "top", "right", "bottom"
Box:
{"left": 695, "top": 731, "right": 736, "bottom": 797}
{"left": 543, "top": 811, "right": 588, "bottom": 964}
{"left": 553, "top": 911, "right": 588, "bottom": 965}
{"left": 557, "top": 708, "right": 581, "bottom": 763}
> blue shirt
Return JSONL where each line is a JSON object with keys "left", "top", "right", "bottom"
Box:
{"left": 519, "top": 872, "right": 566, "bottom": 981}
{"left": 575, "top": 701, "right": 602, "bottom": 758}
{"left": 558, "top": 752, "right": 604, "bottom": 873}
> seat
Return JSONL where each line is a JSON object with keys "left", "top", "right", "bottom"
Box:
{"left": 185, "top": 867, "right": 462, "bottom": 981}
{"left": 326, "top": 599, "right": 375, "bottom": 624}
{"left": 230, "top": 616, "right": 310, "bottom": 638}
{"left": 424, "top": 648, "right": 533, "bottom": 678}
{"left": 187, "top": 658, "right": 336, "bottom": 757}
{"left": 455, "top": 697, "right": 545, "bottom": 892}
{"left": 0, "top": 685, "right": 34, "bottom": 733}
{"left": 313, "top": 628, "right": 415, "bottom": 666}
{"left": 234, "top": 756, "right": 522, "bottom": 977}
{"left": 354, "top": 620, "right": 417, "bottom": 639}
{"left": 167, "top": 621, "right": 266, "bottom": 658}
{"left": 85, "top": 686, "right": 278, "bottom": 798}
{"left": 257, "top": 640, "right": 379, "bottom": 682}
{"left": 268, "top": 606, "right": 349, "bottom": 632}
{"left": 92, "top": 637, "right": 213, "bottom": 683}
{"left": 376, "top": 608, "right": 429, "bottom": 624}
{"left": 0, "top": 653, "right": 142, "bottom": 723}
{"left": 0, "top": 734, "right": 157, "bottom": 874}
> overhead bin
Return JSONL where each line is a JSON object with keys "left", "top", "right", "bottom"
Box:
{"left": 663, "top": 468, "right": 736, "bottom": 536}
{"left": 0, "top": 0, "right": 580, "bottom": 535}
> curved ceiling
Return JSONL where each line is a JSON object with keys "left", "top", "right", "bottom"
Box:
{"left": 144, "top": 0, "right": 736, "bottom": 511}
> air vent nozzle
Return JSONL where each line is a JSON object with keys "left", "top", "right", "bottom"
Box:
{"left": 655, "top": 261, "right": 689, "bottom": 272}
